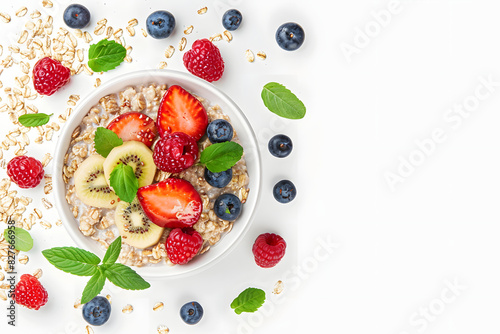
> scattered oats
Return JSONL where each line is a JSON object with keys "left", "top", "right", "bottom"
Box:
{"left": 40, "top": 220, "right": 52, "bottom": 229}
{"left": 157, "top": 325, "right": 169, "bottom": 334}
{"left": 94, "top": 24, "right": 106, "bottom": 36}
{"left": 128, "top": 18, "right": 138, "bottom": 27}
{"left": 0, "top": 272, "right": 4, "bottom": 281}
{"left": 74, "top": 29, "right": 83, "bottom": 38}
{"left": 197, "top": 7, "right": 208, "bottom": 15}
{"left": 18, "top": 30, "right": 28, "bottom": 44}
{"left": 0, "top": 290, "right": 6, "bottom": 301}
{"left": 77, "top": 49, "right": 84, "bottom": 62}
{"left": 106, "top": 294, "right": 112, "bottom": 303}
{"left": 97, "top": 18, "right": 107, "bottom": 26}
{"left": 0, "top": 12, "right": 11, "bottom": 23}
{"left": 85, "top": 325, "right": 93, "bottom": 334}
{"left": 209, "top": 33, "right": 222, "bottom": 42}
{"left": 25, "top": 21, "right": 35, "bottom": 30}
{"left": 16, "top": 7, "right": 28, "bottom": 17}
{"left": 34, "top": 208, "right": 42, "bottom": 219}
{"left": 42, "top": 198, "right": 53, "bottom": 209}
{"left": 184, "top": 25, "right": 194, "bottom": 35}
{"left": 126, "top": 45, "right": 132, "bottom": 55}
{"left": 83, "top": 64, "right": 94, "bottom": 75}
{"left": 223, "top": 30, "right": 233, "bottom": 42}
{"left": 42, "top": 0, "right": 53, "bottom": 8}
{"left": 153, "top": 302, "right": 164, "bottom": 311}
{"left": 8, "top": 45, "right": 20, "bottom": 54}
{"left": 124, "top": 55, "right": 132, "bottom": 63}
{"left": 30, "top": 10, "right": 41, "bottom": 19}
{"left": 19, "top": 254, "right": 29, "bottom": 264}
{"left": 126, "top": 26, "right": 135, "bottom": 37}
{"left": 178, "top": 37, "right": 187, "bottom": 51}
{"left": 113, "top": 28, "right": 123, "bottom": 38}
{"left": 273, "top": 280, "right": 284, "bottom": 294}
{"left": 83, "top": 31, "right": 93, "bottom": 43}
{"left": 122, "top": 304, "right": 133, "bottom": 313}
{"left": 94, "top": 78, "right": 101, "bottom": 88}
{"left": 141, "top": 28, "right": 147, "bottom": 37}
{"left": 0, "top": 45, "right": 3, "bottom": 57}
{"left": 41, "top": 153, "right": 52, "bottom": 167}
{"left": 164, "top": 45, "right": 175, "bottom": 58}
{"left": 158, "top": 61, "right": 168, "bottom": 69}
{"left": 106, "top": 26, "right": 113, "bottom": 39}
{"left": 245, "top": 49, "right": 255, "bottom": 62}
{"left": 55, "top": 219, "right": 62, "bottom": 226}
{"left": 256, "top": 51, "right": 267, "bottom": 60}
{"left": 74, "top": 298, "right": 82, "bottom": 309}
{"left": 33, "top": 268, "right": 43, "bottom": 279}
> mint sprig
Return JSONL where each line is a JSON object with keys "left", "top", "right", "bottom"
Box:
{"left": 109, "top": 163, "right": 139, "bottom": 203}
{"left": 94, "top": 127, "right": 123, "bottom": 158}
{"left": 18, "top": 113, "right": 53, "bottom": 127}
{"left": 261, "top": 82, "right": 306, "bottom": 119}
{"left": 230, "top": 287, "right": 266, "bottom": 314}
{"left": 199, "top": 142, "right": 243, "bottom": 173}
{"left": 88, "top": 39, "right": 127, "bottom": 72}
{"left": 3, "top": 226, "right": 33, "bottom": 252}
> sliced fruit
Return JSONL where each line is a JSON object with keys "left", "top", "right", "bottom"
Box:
{"left": 106, "top": 112, "right": 158, "bottom": 147}
{"left": 137, "top": 178, "right": 202, "bottom": 228}
{"left": 115, "top": 197, "right": 164, "bottom": 249}
{"left": 157, "top": 85, "right": 208, "bottom": 141}
{"left": 74, "top": 155, "right": 120, "bottom": 209}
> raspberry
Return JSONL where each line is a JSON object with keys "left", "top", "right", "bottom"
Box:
{"left": 33, "top": 57, "right": 71, "bottom": 96}
{"left": 166, "top": 227, "right": 203, "bottom": 264}
{"left": 252, "top": 233, "right": 287, "bottom": 268}
{"left": 14, "top": 274, "right": 48, "bottom": 310}
{"left": 153, "top": 132, "right": 199, "bottom": 173}
{"left": 183, "top": 39, "right": 224, "bottom": 82}
{"left": 7, "top": 156, "right": 44, "bottom": 189}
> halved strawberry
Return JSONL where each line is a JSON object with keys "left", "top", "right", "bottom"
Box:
{"left": 137, "top": 178, "right": 202, "bottom": 228}
{"left": 107, "top": 112, "right": 158, "bottom": 147}
{"left": 157, "top": 85, "right": 208, "bottom": 141}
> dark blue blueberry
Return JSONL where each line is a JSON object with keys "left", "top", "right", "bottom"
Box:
{"left": 222, "top": 9, "right": 242, "bottom": 31}
{"left": 146, "top": 11, "right": 175, "bottom": 39}
{"left": 63, "top": 4, "right": 91, "bottom": 29}
{"left": 204, "top": 167, "right": 233, "bottom": 188}
{"left": 214, "top": 193, "right": 242, "bottom": 221}
{"left": 268, "top": 134, "right": 293, "bottom": 158}
{"left": 275, "top": 22, "right": 305, "bottom": 51}
{"left": 180, "top": 301, "right": 203, "bottom": 325}
{"left": 82, "top": 296, "right": 111, "bottom": 326}
{"left": 273, "top": 180, "right": 296, "bottom": 203}
{"left": 207, "top": 119, "right": 233, "bottom": 143}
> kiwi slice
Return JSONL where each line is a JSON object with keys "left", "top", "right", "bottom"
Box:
{"left": 74, "top": 155, "right": 120, "bottom": 209}
{"left": 103, "top": 141, "right": 156, "bottom": 188}
{"left": 115, "top": 198, "right": 165, "bottom": 249}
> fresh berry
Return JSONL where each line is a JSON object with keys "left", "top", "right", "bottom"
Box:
{"left": 206, "top": 119, "right": 233, "bottom": 143}
{"left": 275, "top": 22, "right": 305, "bottom": 51}
{"left": 166, "top": 228, "right": 203, "bottom": 265}
{"left": 146, "top": 10, "right": 175, "bottom": 39}
{"left": 107, "top": 112, "right": 158, "bottom": 147}
{"left": 33, "top": 57, "right": 71, "bottom": 96}
{"left": 214, "top": 193, "right": 242, "bottom": 221}
{"left": 252, "top": 233, "right": 287, "bottom": 268}
{"left": 204, "top": 167, "right": 232, "bottom": 188}
{"left": 180, "top": 301, "right": 204, "bottom": 324}
{"left": 183, "top": 39, "right": 225, "bottom": 82}
{"left": 268, "top": 134, "right": 293, "bottom": 158}
{"left": 153, "top": 132, "right": 199, "bottom": 173}
{"left": 82, "top": 296, "right": 111, "bottom": 326}
{"left": 63, "top": 4, "right": 91, "bottom": 29}
{"left": 14, "top": 274, "right": 48, "bottom": 310}
{"left": 273, "top": 180, "right": 296, "bottom": 203}
{"left": 157, "top": 85, "right": 208, "bottom": 140}
{"left": 7, "top": 156, "right": 44, "bottom": 189}
{"left": 222, "top": 9, "right": 242, "bottom": 31}
{"left": 138, "top": 178, "right": 202, "bottom": 228}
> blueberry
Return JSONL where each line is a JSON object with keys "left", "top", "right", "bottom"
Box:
{"left": 82, "top": 296, "right": 111, "bottom": 326}
{"left": 207, "top": 119, "right": 233, "bottom": 143}
{"left": 275, "top": 22, "right": 305, "bottom": 51}
{"left": 273, "top": 180, "right": 296, "bottom": 203}
{"left": 180, "top": 301, "right": 203, "bottom": 325}
{"left": 214, "top": 193, "right": 242, "bottom": 221}
{"left": 222, "top": 9, "right": 242, "bottom": 31}
{"left": 146, "top": 10, "right": 175, "bottom": 39}
{"left": 205, "top": 167, "right": 233, "bottom": 188}
{"left": 268, "top": 134, "right": 293, "bottom": 158}
{"left": 63, "top": 4, "right": 91, "bottom": 29}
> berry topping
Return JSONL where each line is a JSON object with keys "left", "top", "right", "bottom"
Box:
{"left": 268, "top": 134, "right": 293, "bottom": 158}
{"left": 7, "top": 156, "right": 44, "bottom": 189}
{"left": 204, "top": 167, "right": 232, "bottom": 188}
{"left": 183, "top": 39, "right": 225, "bottom": 82}
{"left": 273, "top": 180, "right": 296, "bottom": 203}
{"left": 106, "top": 112, "right": 158, "bottom": 147}
{"left": 166, "top": 228, "right": 203, "bottom": 265}
{"left": 252, "top": 233, "right": 287, "bottom": 268}
{"left": 214, "top": 193, "right": 242, "bottom": 221}
{"left": 153, "top": 132, "right": 199, "bottom": 173}
{"left": 137, "top": 178, "right": 202, "bottom": 228}
{"left": 82, "top": 296, "right": 111, "bottom": 326}
{"left": 206, "top": 119, "right": 233, "bottom": 143}
{"left": 32, "top": 57, "right": 71, "bottom": 96}
{"left": 146, "top": 10, "right": 176, "bottom": 39}
{"left": 222, "top": 9, "right": 242, "bottom": 31}
{"left": 14, "top": 274, "right": 48, "bottom": 310}
{"left": 275, "top": 22, "right": 305, "bottom": 51}
{"left": 63, "top": 4, "right": 91, "bottom": 29}
{"left": 180, "top": 301, "right": 204, "bottom": 324}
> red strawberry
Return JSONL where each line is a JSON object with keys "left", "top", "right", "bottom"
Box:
{"left": 107, "top": 112, "right": 158, "bottom": 147}
{"left": 137, "top": 178, "right": 202, "bottom": 228}
{"left": 157, "top": 85, "right": 208, "bottom": 141}
{"left": 166, "top": 227, "right": 203, "bottom": 264}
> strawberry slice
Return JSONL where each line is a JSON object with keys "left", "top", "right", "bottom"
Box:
{"left": 137, "top": 178, "right": 203, "bottom": 228}
{"left": 107, "top": 112, "right": 158, "bottom": 147}
{"left": 157, "top": 85, "right": 208, "bottom": 141}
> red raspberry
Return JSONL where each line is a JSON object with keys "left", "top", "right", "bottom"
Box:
{"left": 166, "top": 227, "right": 203, "bottom": 265}
{"left": 153, "top": 132, "right": 199, "bottom": 173}
{"left": 33, "top": 57, "right": 71, "bottom": 96}
{"left": 252, "top": 233, "right": 287, "bottom": 268}
{"left": 14, "top": 274, "right": 48, "bottom": 310}
{"left": 183, "top": 39, "right": 224, "bottom": 82}
{"left": 7, "top": 156, "right": 44, "bottom": 189}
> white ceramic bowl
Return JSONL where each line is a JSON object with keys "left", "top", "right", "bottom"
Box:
{"left": 53, "top": 70, "right": 261, "bottom": 278}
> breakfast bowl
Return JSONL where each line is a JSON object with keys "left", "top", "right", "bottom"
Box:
{"left": 53, "top": 69, "right": 261, "bottom": 278}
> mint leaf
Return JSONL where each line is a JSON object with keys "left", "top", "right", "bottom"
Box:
{"left": 199, "top": 142, "right": 243, "bottom": 173}
{"left": 3, "top": 226, "right": 33, "bottom": 251}
{"left": 41, "top": 247, "right": 100, "bottom": 276}
{"left": 81, "top": 268, "right": 106, "bottom": 304}
{"left": 88, "top": 39, "right": 127, "bottom": 72}
{"left": 18, "top": 113, "right": 53, "bottom": 127}
{"left": 102, "top": 236, "right": 121, "bottom": 265}
{"left": 94, "top": 127, "right": 123, "bottom": 158}
{"left": 261, "top": 82, "right": 306, "bottom": 119}
{"left": 109, "top": 163, "right": 139, "bottom": 203}
{"left": 103, "top": 263, "right": 150, "bottom": 290}
{"left": 230, "top": 287, "right": 266, "bottom": 314}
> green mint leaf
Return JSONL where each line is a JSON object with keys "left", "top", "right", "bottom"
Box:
{"left": 94, "top": 127, "right": 123, "bottom": 158}
{"left": 199, "top": 142, "right": 243, "bottom": 173}
{"left": 102, "top": 236, "right": 121, "bottom": 265}
{"left": 18, "top": 113, "right": 53, "bottom": 127}
{"left": 230, "top": 287, "right": 266, "bottom": 314}
{"left": 103, "top": 263, "right": 150, "bottom": 290}
{"left": 3, "top": 226, "right": 33, "bottom": 252}
{"left": 81, "top": 268, "right": 106, "bottom": 304}
{"left": 261, "top": 82, "right": 306, "bottom": 119}
{"left": 88, "top": 39, "right": 127, "bottom": 72}
{"left": 109, "top": 163, "right": 139, "bottom": 203}
{"left": 41, "top": 247, "right": 100, "bottom": 276}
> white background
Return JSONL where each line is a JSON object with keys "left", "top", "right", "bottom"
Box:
{"left": 1, "top": 0, "right": 500, "bottom": 333}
